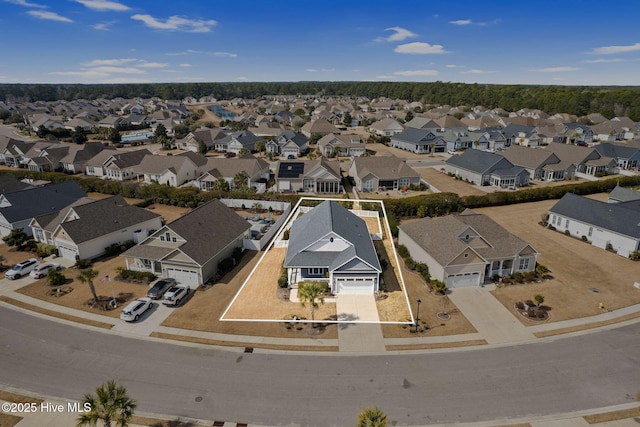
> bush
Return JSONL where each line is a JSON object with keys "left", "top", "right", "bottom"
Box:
{"left": 218, "top": 257, "right": 235, "bottom": 274}
{"left": 104, "top": 240, "right": 136, "bottom": 257}
{"left": 117, "top": 269, "right": 156, "bottom": 283}
{"left": 397, "top": 244, "right": 409, "bottom": 258}
{"left": 278, "top": 267, "right": 288, "bottom": 288}
{"left": 74, "top": 259, "right": 92, "bottom": 269}
{"left": 629, "top": 251, "right": 640, "bottom": 261}
{"left": 47, "top": 269, "right": 66, "bottom": 286}
{"left": 581, "top": 235, "right": 588, "bottom": 242}
{"left": 564, "top": 230, "right": 570, "bottom": 236}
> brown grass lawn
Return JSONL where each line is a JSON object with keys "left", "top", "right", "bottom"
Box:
{"left": 477, "top": 195, "right": 640, "bottom": 323}
{"left": 15, "top": 255, "right": 147, "bottom": 319}
{"left": 161, "top": 252, "right": 338, "bottom": 339}
{"left": 143, "top": 204, "right": 191, "bottom": 224}
{"left": 418, "top": 168, "right": 487, "bottom": 196}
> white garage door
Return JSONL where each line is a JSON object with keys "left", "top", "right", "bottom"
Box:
{"left": 166, "top": 268, "right": 199, "bottom": 286}
{"left": 278, "top": 180, "right": 291, "bottom": 191}
{"left": 446, "top": 272, "right": 481, "bottom": 288}
{"left": 336, "top": 277, "right": 375, "bottom": 294}
{"left": 57, "top": 245, "right": 78, "bottom": 261}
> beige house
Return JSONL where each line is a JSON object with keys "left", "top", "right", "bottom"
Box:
{"left": 349, "top": 154, "right": 420, "bottom": 192}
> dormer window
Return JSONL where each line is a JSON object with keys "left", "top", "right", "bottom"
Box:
{"left": 464, "top": 253, "right": 469, "bottom": 258}
{"left": 465, "top": 234, "right": 470, "bottom": 240}
{"left": 165, "top": 232, "right": 171, "bottom": 241}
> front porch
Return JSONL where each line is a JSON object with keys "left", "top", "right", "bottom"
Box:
{"left": 485, "top": 259, "right": 515, "bottom": 281}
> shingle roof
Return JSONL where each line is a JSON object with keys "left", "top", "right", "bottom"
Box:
{"left": 284, "top": 201, "right": 381, "bottom": 272}
{"left": 352, "top": 155, "right": 420, "bottom": 180}
{"left": 57, "top": 195, "right": 161, "bottom": 244}
{"left": 549, "top": 192, "right": 640, "bottom": 239}
{"left": 499, "top": 145, "right": 559, "bottom": 169}
{"left": 445, "top": 149, "right": 513, "bottom": 174}
{"left": 608, "top": 185, "right": 640, "bottom": 203}
{"left": 164, "top": 199, "right": 251, "bottom": 265}
{"left": 399, "top": 210, "right": 536, "bottom": 265}
{"left": 0, "top": 181, "right": 86, "bottom": 223}
{"left": 0, "top": 174, "right": 31, "bottom": 194}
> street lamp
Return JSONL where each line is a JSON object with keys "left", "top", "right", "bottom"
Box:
{"left": 415, "top": 299, "right": 422, "bottom": 332}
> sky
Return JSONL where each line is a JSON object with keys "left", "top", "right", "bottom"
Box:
{"left": 1, "top": 0, "right": 640, "bottom": 86}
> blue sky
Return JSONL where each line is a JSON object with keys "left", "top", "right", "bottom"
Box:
{"left": 1, "top": 0, "right": 640, "bottom": 86}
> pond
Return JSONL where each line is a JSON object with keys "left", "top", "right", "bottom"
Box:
{"left": 208, "top": 104, "right": 237, "bottom": 121}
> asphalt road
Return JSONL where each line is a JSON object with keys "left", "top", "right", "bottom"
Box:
{"left": 1, "top": 306, "right": 639, "bottom": 426}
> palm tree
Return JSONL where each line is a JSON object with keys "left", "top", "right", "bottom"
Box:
{"left": 357, "top": 406, "right": 387, "bottom": 427}
{"left": 77, "top": 380, "right": 136, "bottom": 427}
{"left": 76, "top": 268, "right": 99, "bottom": 304}
{"left": 297, "top": 281, "right": 326, "bottom": 327}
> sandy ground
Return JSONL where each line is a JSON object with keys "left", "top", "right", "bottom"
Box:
{"left": 418, "top": 167, "right": 487, "bottom": 196}
{"left": 477, "top": 194, "right": 640, "bottom": 323}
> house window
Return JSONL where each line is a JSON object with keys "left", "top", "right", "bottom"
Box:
{"left": 172, "top": 237, "right": 177, "bottom": 243}
{"left": 160, "top": 236, "right": 165, "bottom": 241}
{"left": 309, "top": 267, "right": 324, "bottom": 276}
{"left": 399, "top": 178, "right": 410, "bottom": 187}
{"left": 565, "top": 219, "right": 570, "bottom": 228}
{"left": 464, "top": 253, "right": 469, "bottom": 258}
{"left": 364, "top": 180, "right": 373, "bottom": 191}
{"left": 588, "top": 227, "right": 593, "bottom": 237}
{"left": 518, "top": 258, "right": 530, "bottom": 270}
{"left": 165, "top": 232, "right": 171, "bottom": 241}
{"left": 87, "top": 166, "right": 94, "bottom": 174}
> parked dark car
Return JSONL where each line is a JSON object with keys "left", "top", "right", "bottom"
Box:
{"left": 147, "top": 278, "right": 177, "bottom": 299}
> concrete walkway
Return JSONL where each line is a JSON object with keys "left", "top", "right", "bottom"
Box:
{"left": 336, "top": 294, "right": 385, "bottom": 352}
{"left": 447, "top": 284, "right": 536, "bottom": 344}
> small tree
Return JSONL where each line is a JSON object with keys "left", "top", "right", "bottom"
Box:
{"left": 108, "top": 127, "right": 121, "bottom": 145}
{"left": 357, "top": 406, "right": 387, "bottom": 427}
{"left": 2, "top": 228, "right": 28, "bottom": 249}
{"left": 47, "top": 269, "right": 66, "bottom": 286}
{"left": 237, "top": 147, "right": 251, "bottom": 157}
{"left": 254, "top": 140, "right": 265, "bottom": 156}
{"left": 342, "top": 112, "right": 352, "bottom": 127}
{"left": 76, "top": 268, "right": 99, "bottom": 304}
{"left": 534, "top": 294, "right": 544, "bottom": 308}
{"left": 72, "top": 126, "right": 88, "bottom": 144}
{"left": 233, "top": 171, "right": 249, "bottom": 191}
{"left": 76, "top": 380, "right": 136, "bottom": 427}
{"left": 212, "top": 177, "right": 230, "bottom": 192}
{"left": 298, "top": 281, "right": 326, "bottom": 327}
{"left": 198, "top": 140, "right": 207, "bottom": 155}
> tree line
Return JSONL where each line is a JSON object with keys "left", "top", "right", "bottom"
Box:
{"left": 2, "top": 81, "right": 640, "bottom": 120}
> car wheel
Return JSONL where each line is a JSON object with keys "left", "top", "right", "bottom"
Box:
{"left": 55, "top": 266, "right": 61, "bottom": 271}
{"left": 14, "top": 274, "right": 20, "bottom": 279}
{"left": 135, "top": 314, "right": 139, "bottom": 321}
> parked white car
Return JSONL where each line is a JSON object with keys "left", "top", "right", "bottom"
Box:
{"left": 162, "top": 285, "right": 190, "bottom": 306}
{"left": 5, "top": 258, "right": 40, "bottom": 280}
{"left": 120, "top": 298, "right": 152, "bottom": 322}
{"left": 29, "top": 262, "right": 61, "bottom": 279}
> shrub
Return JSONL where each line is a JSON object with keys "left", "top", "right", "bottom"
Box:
{"left": 104, "top": 240, "right": 136, "bottom": 257}
{"left": 282, "top": 229, "right": 290, "bottom": 240}
{"left": 629, "top": 251, "right": 640, "bottom": 261}
{"left": 404, "top": 258, "right": 416, "bottom": 270}
{"left": 117, "top": 269, "right": 156, "bottom": 283}
{"left": 581, "top": 235, "right": 588, "bottom": 242}
{"left": 74, "top": 259, "right": 92, "bottom": 269}
{"left": 396, "top": 244, "right": 409, "bottom": 258}
{"left": 278, "top": 267, "right": 288, "bottom": 288}
{"left": 218, "top": 257, "right": 235, "bottom": 274}
{"left": 46, "top": 269, "right": 66, "bottom": 286}
{"left": 564, "top": 230, "right": 570, "bottom": 236}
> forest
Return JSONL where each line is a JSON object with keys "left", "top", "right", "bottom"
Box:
{"left": 1, "top": 81, "right": 640, "bottom": 121}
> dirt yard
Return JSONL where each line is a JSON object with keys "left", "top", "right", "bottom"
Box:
{"left": 418, "top": 167, "right": 487, "bottom": 196}
{"left": 476, "top": 195, "right": 640, "bottom": 323}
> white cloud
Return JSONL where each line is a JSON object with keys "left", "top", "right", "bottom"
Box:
{"left": 49, "top": 70, "right": 109, "bottom": 78}
{"left": 91, "top": 66, "right": 145, "bottom": 74}
{"left": 101, "top": 77, "right": 151, "bottom": 84}
{"left": 4, "top": 0, "right": 46, "bottom": 8}
{"left": 237, "top": 76, "right": 248, "bottom": 81}
{"left": 376, "top": 26, "right": 418, "bottom": 42}
{"left": 75, "top": 0, "right": 130, "bottom": 11}
{"left": 460, "top": 69, "right": 496, "bottom": 74}
{"left": 375, "top": 75, "right": 395, "bottom": 79}
{"left": 584, "top": 58, "right": 624, "bottom": 64}
{"left": 395, "top": 42, "right": 446, "bottom": 54}
{"left": 139, "top": 62, "right": 168, "bottom": 68}
{"left": 449, "top": 18, "right": 500, "bottom": 26}
{"left": 27, "top": 10, "right": 73, "bottom": 22}
{"left": 92, "top": 22, "right": 114, "bottom": 31}
{"left": 164, "top": 49, "right": 236, "bottom": 58}
{"left": 131, "top": 14, "right": 217, "bottom": 33}
{"left": 178, "top": 63, "right": 191, "bottom": 67}
{"left": 531, "top": 66, "right": 580, "bottom": 72}
{"left": 83, "top": 58, "right": 137, "bottom": 66}
{"left": 446, "top": 64, "right": 464, "bottom": 68}
{"left": 212, "top": 52, "right": 237, "bottom": 58}
{"left": 590, "top": 43, "right": 640, "bottom": 55}
{"left": 306, "top": 68, "right": 318, "bottom": 72}
{"left": 393, "top": 69, "right": 439, "bottom": 77}
{"left": 449, "top": 19, "right": 471, "bottom": 25}
{"left": 165, "top": 49, "right": 201, "bottom": 56}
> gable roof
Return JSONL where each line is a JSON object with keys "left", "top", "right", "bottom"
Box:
{"left": 0, "top": 181, "right": 86, "bottom": 223}
{"left": 499, "top": 145, "right": 560, "bottom": 169}
{"left": 284, "top": 200, "right": 381, "bottom": 271}
{"left": 276, "top": 157, "right": 340, "bottom": 179}
{"left": 164, "top": 199, "right": 251, "bottom": 265}
{"left": 399, "top": 210, "right": 535, "bottom": 266}
{"left": 445, "top": 149, "right": 514, "bottom": 174}
{"left": 0, "top": 174, "right": 32, "bottom": 194}
{"left": 608, "top": 185, "right": 640, "bottom": 203}
{"left": 54, "top": 195, "right": 161, "bottom": 244}
{"left": 351, "top": 154, "right": 420, "bottom": 180}
{"left": 549, "top": 192, "right": 640, "bottom": 239}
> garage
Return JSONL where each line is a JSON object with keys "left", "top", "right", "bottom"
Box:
{"left": 446, "top": 272, "right": 481, "bottom": 288}
{"left": 166, "top": 267, "right": 199, "bottom": 286}
{"left": 335, "top": 277, "right": 376, "bottom": 294}
{"left": 57, "top": 245, "right": 78, "bottom": 261}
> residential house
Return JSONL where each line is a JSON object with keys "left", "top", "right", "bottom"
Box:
{"left": 317, "top": 134, "right": 366, "bottom": 158}
{"left": 88, "top": 149, "right": 151, "bottom": 181}
{"left": 284, "top": 200, "right": 382, "bottom": 294}
{"left": 215, "top": 130, "right": 264, "bottom": 155}
{"left": 275, "top": 158, "right": 342, "bottom": 194}
{"left": 369, "top": 118, "right": 404, "bottom": 136}
{"left": 137, "top": 154, "right": 203, "bottom": 187}
{"left": 0, "top": 174, "right": 32, "bottom": 194}
{"left": 548, "top": 192, "right": 640, "bottom": 258}
{"left": 608, "top": 185, "right": 640, "bottom": 203}
{"left": 443, "top": 149, "right": 530, "bottom": 188}
{"left": 300, "top": 118, "right": 340, "bottom": 138}
{"left": 195, "top": 156, "right": 270, "bottom": 192}
{"left": 265, "top": 130, "right": 309, "bottom": 158}
{"left": 501, "top": 124, "right": 541, "bottom": 147}
{"left": 0, "top": 181, "right": 86, "bottom": 237}
{"left": 122, "top": 199, "right": 251, "bottom": 286}
{"left": 390, "top": 127, "right": 446, "bottom": 154}
{"left": 59, "top": 142, "right": 115, "bottom": 174}
{"left": 30, "top": 195, "right": 162, "bottom": 261}
{"left": 438, "top": 128, "right": 489, "bottom": 152}
{"left": 499, "top": 145, "right": 575, "bottom": 181}
{"left": 542, "top": 143, "right": 617, "bottom": 176}
{"left": 398, "top": 209, "right": 539, "bottom": 287}
{"left": 97, "top": 115, "right": 129, "bottom": 129}
{"left": 593, "top": 143, "right": 640, "bottom": 170}
{"left": 349, "top": 154, "right": 421, "bottom": 192}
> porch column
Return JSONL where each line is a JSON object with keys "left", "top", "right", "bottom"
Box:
{"left": 125, "top": 257, "right": 130, "bottom": 270}
{"left": 499, "top": 260, "right": 504, "bottom": 276}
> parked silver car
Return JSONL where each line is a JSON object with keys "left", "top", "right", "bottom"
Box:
{"left": 5, "top": 258, "right": 40, "bottom": 280}
{"left": 162, "top": 285, "right": 190, "bottom": 306}
{"left": 120, "top": 298, "right": 152, "bottom": 322}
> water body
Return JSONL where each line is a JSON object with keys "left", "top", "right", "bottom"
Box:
{"left": 209, "top": 104, "right": 237, "bottom": 121}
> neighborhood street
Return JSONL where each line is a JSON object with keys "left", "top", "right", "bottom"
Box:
{"left": 1, "top": 306, "right": 638, "bottom": 426}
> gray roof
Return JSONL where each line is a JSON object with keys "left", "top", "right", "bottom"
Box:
{"left": 594, "top": 142, "right": 640, "bottom": 160}
{"left": 609, "top": 185, "right": 640, "bottom": 203}
{"left": 55, "top": 195, "right": 161, "bottom": 244}
{"left": 499, "top": 145, "right": 560, "bottom": 169}
{"left": 399, "top": 210, "right": 536, "bottom": 266}
{"left": 549, "top": 192, "right": 640, "bottom": 239}
{"left": 351, "top": 155, "right": 420, "bottom": 180}
{"left": 0, "top": 181, "right": 86, "bottom": 223}
{"left": 284, "top": 201, "right": 381, "bottom": 272}
{"left": 0, "top": 174, "right": 32, "bottom": 194}
{"left": 163, "top": 199, "right": 250, "bottom": 265}
{"left": 445, "top": 149, "right": 514, "bottom": 174}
